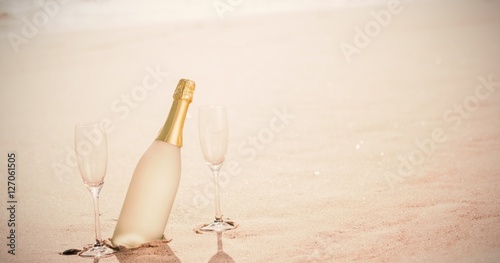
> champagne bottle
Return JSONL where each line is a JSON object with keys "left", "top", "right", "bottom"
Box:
{"left": 111, "top": 79, "right": 195, "bottom": 248}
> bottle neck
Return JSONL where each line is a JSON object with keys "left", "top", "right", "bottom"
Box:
{"left": 156, "top": 99, "right": 190, "bottom": 147}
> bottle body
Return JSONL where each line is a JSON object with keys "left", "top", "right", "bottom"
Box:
{"left": 111, "top": 79, "right": 195, "bottom": 248}
{"left": 111, "top": 140, "right": 180, "bottom": 247}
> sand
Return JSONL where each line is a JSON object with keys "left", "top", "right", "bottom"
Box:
{"left": 1, "top": 0, "right": 500, "bottom": 262}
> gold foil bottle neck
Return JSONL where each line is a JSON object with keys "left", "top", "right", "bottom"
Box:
{"left": 156, "top": 79, "right": 196, "bottom": 146}
{"left": 173, "top": 79, "right": 195, "bottom": 102}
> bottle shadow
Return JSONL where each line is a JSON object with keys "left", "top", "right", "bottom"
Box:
{"left": 208, "top": 232, "right": 235, "bottom": 263}
{"left": 113, "top": 241, "right": 181, "bottom": 263}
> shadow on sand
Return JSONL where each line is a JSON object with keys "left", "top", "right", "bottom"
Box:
{"left": 114, "top": 240, "right": 181, "bottom": 263}
{"left": 93, "top": 232, "right": 234, "bottom": 262}
{"left": 208, "top": 232, "right": 235, "bottom": 263}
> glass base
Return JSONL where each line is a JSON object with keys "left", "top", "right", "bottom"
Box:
{"left": 200, "top": 220, "right": 236, "bottom": 232}
{"left": 79, "top": 245, "right": 114, "bottom": 257}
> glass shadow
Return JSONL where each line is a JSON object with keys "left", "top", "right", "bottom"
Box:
{"left": 208, "top": 232, "right": 235, "bottom": 263}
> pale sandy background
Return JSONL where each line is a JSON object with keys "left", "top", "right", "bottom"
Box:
{"left": 1, "top": 0, "right": 500, "bottom": 262}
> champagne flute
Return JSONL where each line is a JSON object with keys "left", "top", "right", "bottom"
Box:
{"left": 75, "top": 122, "right": 114, "bottom": 257}
{"left": 199, "top": 106, "right": 235, "bottom": 232}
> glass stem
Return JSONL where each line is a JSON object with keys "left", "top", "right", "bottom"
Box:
{"left": 212, "top": 169, "right": 223, "bottom": 222}
{"left": 90, "top": 187, "right": 102, "bottom": 245}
